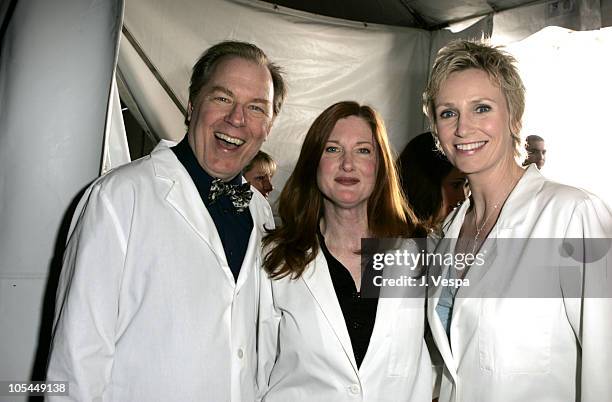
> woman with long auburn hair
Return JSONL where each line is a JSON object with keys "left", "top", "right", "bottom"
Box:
{"left": 257, "top": 101, "right": 432, "bottom": 402}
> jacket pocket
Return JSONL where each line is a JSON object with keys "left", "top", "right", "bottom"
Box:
{"left": 478, "top": 299, "right": 552, "bottom": 374}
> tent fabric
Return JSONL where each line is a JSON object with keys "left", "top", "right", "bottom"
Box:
{"left": 492, "top": 0, "right": 603, "bottom": 44}
{"left": 259, "top": 0, "right": 606, "bottom": 30}
{"left": 117, "top": 29, "right": 186, "bottom": 142}
{"left": 0, "top": 0, "right": 124, "bottom": 389}
{"left": 102, "top": 77, "right": 131, "bottom": 174}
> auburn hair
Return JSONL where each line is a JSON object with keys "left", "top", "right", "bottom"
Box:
{"left": 263, "top": 101, "right": 424, "bottom": 279}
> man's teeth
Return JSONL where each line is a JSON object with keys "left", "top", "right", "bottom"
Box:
{"left": 215, "top": 132, "right": 245, "bottom": 146}
{"left": 456, "top": 141, "right": 486, "bottom": 151}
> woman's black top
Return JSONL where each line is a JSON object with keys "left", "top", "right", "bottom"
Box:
{"left": 318, "top": 232, "right": 378, "bottom": 368}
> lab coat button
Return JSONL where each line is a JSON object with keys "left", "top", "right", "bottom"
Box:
{"left": 237, "top": 348, "right": 244, "bottom": 359}
{"left": 349, "top": 384, "right": 360, "bottom": 394}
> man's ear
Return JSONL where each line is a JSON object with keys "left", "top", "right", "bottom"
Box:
{"left": 187, "top": 102, "right": 194, "bottom": 122}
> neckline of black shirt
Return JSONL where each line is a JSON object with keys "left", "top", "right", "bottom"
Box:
{"left": 171, "top": 136, "right": 253, "bottom": 281}
{"left": 317, "top": 227, "right": 378, "bottom": 368}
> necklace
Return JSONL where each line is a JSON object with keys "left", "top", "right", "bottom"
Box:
{"left": 470, "top": 202, "right": 500, "bottom": 255}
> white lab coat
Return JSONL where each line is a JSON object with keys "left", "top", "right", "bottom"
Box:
{"left": 428, "top": 165, "right": 612, "bottom": 402}
{"left": 46, "top": 141, "right": 274, "bottom": 402}
{"left": 258, "top": 241, "right": 433, "bottom": 402}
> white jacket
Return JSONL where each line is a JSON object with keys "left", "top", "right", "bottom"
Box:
{"left": 428, "top": 165, "right": 612, "bottom": 402}
{"left": 258, "top": 241, "right": 432, "bottom": 402}
{"left": 46, "top": 141, "right": 274, "bottom": 402}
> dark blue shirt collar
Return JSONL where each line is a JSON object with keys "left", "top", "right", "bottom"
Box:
{"left": 171, "top": 135, "right": 243, "bottom": 203}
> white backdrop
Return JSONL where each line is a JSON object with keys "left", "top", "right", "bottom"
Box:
{"left": 0, "top": 0, "right": 124, "bottom": 393}
{"left": 506, "top": 26, "right": 612, "bottom": 207}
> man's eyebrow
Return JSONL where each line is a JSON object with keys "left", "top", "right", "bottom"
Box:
{"left": 208, "top": 86, "right": 234, "bottom": 97}
{"left": 208, "top": 86, "right": 271, "bottom": 105}
{"left": 252, "top": 98, "right": 272, "bottom": 105}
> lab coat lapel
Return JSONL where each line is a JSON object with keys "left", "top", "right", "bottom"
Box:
{"left": 235, "top": 198, "right": 267, "bottom": 291}
{"left": 494, "top": 165, "right": 544, "bottom": 235}
{"left": 360, "top": 295, "right": 399, "bottom": 372}
{"left": 151, "top": 146, "right": 234, "bottom": 284}
{"left": 427, "top": 221, "right": 461, "bottom": 379}
{"left": 429, "top": 166, "right": 545, "bottom": 379}
{"left": 302, "top": 252, "right": 359, "bottom": 375}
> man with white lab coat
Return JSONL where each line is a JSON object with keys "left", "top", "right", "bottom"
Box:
{"left": 46, "top": 41, "right": 286, "bottom": 402}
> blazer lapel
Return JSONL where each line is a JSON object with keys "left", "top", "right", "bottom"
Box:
{"left": 235, "top": 195, "right": 270, "bottom": 291}
{"left": 494, "top": 165, "right": 545, "bottom": 235}
{"left": 151, "top": 144, "right": 234, "bottom": 284}
{"left": 360, "top": 295, "right": 399, "bottom": 372}
{"left": 301, "top": 252, "right": 359, "bottom": 375}
{"left": 428, "top": 166, "right": 545, "bottom": 381}
{"left": 427, "top": 251, "right": 458, "bottom": 379}
{"left": 427, "top": 200, "right": 470, "bottom": 380}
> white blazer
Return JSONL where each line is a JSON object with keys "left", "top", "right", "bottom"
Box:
{"left": 258, "top": 241, "right": 432, "bottom": 402}
{"left": 428, "top": 165, "right": 612, "bottom": 402}
{"left": 46, "top": 141, "right": 274, "bottom": 402}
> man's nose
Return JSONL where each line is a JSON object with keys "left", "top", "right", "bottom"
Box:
{"left": 225, "top": 103, "right": 245, "bottom": 127}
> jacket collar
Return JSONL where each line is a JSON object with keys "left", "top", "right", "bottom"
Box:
{"left": 301, "top": 251, "right": 359, "bottom": 374}
{"left": 300, "top": 249, "right": 403, "bottom": 376}
{"left": 443, "top": 165, "right": 545, "bottom": 238}
{"left": 428, "top": 165, "right": 547, "bottom": 379}
{"left": 150, "top": 140, "right": 266, "bottom": 289}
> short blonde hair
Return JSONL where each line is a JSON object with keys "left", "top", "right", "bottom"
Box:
{"left": 422, "top": 40, "right": 525, "bottom": 157}
{"left": 243, "top": 151, "right": 277, "bottom": 176}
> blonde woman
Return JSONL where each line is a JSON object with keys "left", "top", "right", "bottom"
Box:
{"left": 423, "top": 40, "right": 612, "bottom": 401}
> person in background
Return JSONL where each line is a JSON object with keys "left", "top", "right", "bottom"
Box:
{"left": 522, "top": 134, "right": 546, "bottom": 169}
{"left": 422, "top": 39, "right": 612, "bottom": 402}
{"left": 243, "top": 150, "right": 277, "bottom": 198}
{"left": 257, "top": 101, "right": 432, "bottom": 401}
{"left": 397, "top": 132, "right": 468, "bottom": 234}
{"left": 46, "top": 41, "right": 286, "bottom": 402}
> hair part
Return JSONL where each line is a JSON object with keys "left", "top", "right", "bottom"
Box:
{"left": 422, "top": 39, "right": 526, "bottom": 157}
{"left": 263, "top": 101, "right": 424, "bottom": 280}
{"left": 186, "top": 40, "right": 287, "bottom": 125}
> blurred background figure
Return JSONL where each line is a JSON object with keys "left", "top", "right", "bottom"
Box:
{"left": 522, "top": 134, "right": 546, "bottom": 169}
{"left": 397, "top": 132, "right": 469, "bottom": 234}
{"left": 244, "top": 150, "right": 277, "bottom": 198}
